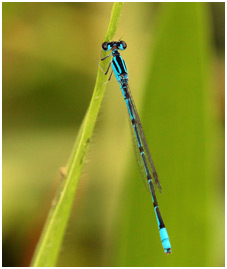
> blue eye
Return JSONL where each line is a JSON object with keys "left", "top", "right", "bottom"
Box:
{"left": 102, "top": 42, "right": 112, "bottom": 51}
{"left": 118, "top": 41, "right": 127, "bottom": 50}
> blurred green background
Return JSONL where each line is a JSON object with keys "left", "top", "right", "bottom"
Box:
{"left": 3, "top": 2, "right": 224, "bottom": 267}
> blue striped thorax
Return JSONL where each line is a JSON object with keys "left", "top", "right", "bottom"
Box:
{"left": 102, "top": 41, "right": 128, "bottom": 85}
{"left": 112, "top": 55, "right": 128, "bottom": 84}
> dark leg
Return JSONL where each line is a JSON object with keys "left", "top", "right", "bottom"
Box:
{"left": 108, "top": 70, "right": 113, "bottom": 81}
{"left": 105, "top": 61, "right": 112, "bottom": 75}
{"left": 101, "top": 54, "right": 111, "bottom": 61}
{"left": 97, "top": 51, "right": 112, "bottom": 78}
{"left": 96, "top": 59, "right": 112, "bottom": 75}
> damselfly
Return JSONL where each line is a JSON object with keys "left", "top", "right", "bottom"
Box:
{"left": 101, "top": 41, "right": 171, "bottom": 254}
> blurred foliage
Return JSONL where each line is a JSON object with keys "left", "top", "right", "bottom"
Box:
{"left": 2, "top": 2, "right": 224, "bottom": 267}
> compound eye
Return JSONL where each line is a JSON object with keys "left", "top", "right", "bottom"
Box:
{"left": 118, "top": 41, "right": 127, "bottom": 50}
{"left": 102, "top": 42, "right": 109, "bottom": 51}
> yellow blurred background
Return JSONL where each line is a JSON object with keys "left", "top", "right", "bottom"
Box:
{"left": 3, "top": 3, "right": 224, "bottom": 267}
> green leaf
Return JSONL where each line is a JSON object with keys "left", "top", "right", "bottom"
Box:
{"left": 31, "top": 3, "right": 123, "bottom": 267}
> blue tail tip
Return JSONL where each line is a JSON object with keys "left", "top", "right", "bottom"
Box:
{"left": 165, "top": 248, "right": 171, "bottom": 254}
{"left": 163, "top": 238, "right": 171, "bottom": 254}
{"left": 159, "top": 228, "right": 172, "bottom": 254}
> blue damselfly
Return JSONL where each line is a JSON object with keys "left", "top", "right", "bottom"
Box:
{"left": 101, "top": 41, "right": 171, "bottom": 254}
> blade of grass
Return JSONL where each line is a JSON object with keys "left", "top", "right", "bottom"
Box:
{"left": 31, "top": 3, "right": 123, "bottom": 267}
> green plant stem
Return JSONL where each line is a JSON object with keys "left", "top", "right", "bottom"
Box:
{"left": 31, "top": 3, "right": 123, "bottom": 267}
